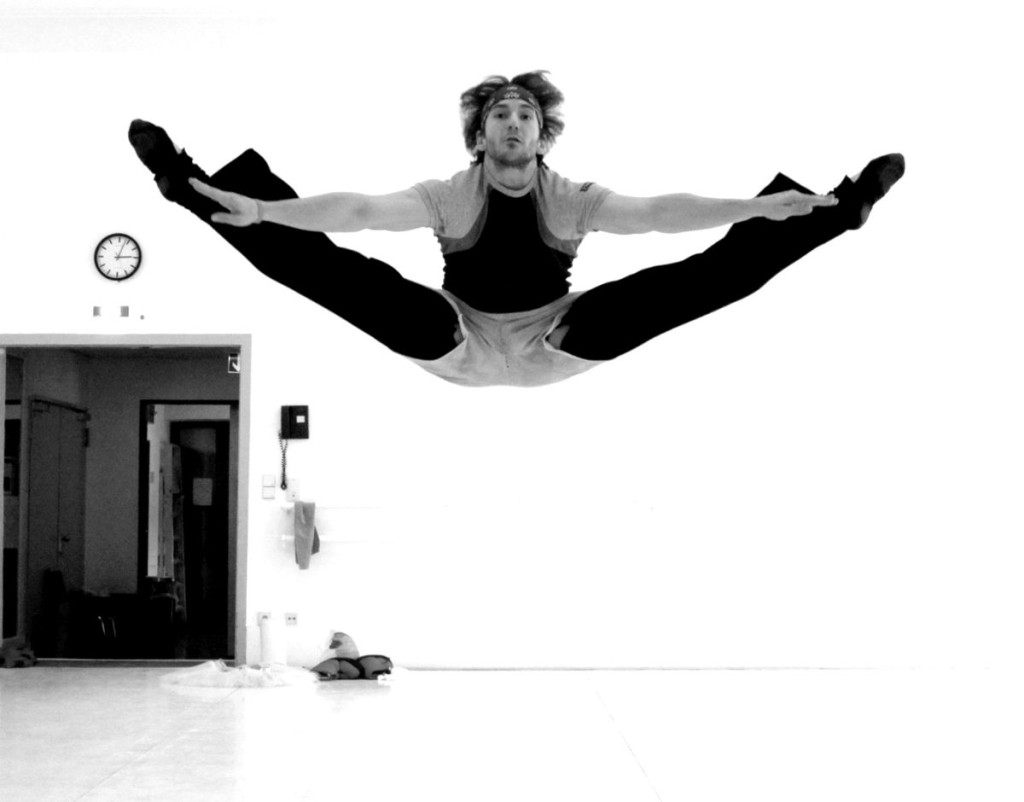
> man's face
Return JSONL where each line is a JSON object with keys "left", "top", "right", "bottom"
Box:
{"left": 476, "top": 99, "right": 545, "bottom": 169}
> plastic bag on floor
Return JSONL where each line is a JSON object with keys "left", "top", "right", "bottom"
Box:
{"left": 160, "top": 659, "right": 319, "bottom": 688}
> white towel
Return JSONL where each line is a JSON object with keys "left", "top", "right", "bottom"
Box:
{"left": 294, "top": 501, "right": 321, "bottom": 569}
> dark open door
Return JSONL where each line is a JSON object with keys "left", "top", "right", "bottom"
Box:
{"left": 25, "top": 399, "right": 87, "bottom": 656}
{"left": 171, "top": 421, "right": 230, "bottom": 659}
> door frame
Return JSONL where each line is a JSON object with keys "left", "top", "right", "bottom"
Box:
{"left": 0, "top": 334, "right": 251, "bottom": 661}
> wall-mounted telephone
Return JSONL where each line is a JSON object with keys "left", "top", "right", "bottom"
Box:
{"left": 281, "top": 405, "right": 309, "bottom": 440}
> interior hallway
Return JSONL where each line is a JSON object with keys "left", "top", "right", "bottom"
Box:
{"left": 1, "top": 665, "right": 1020, "bottom": 801}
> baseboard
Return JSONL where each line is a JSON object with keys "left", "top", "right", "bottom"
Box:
{"left": 35, "top": 658, "right": 234, "bottom": 668}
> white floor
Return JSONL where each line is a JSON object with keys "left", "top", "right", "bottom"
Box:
{"left": 1, "top": 666, "right": 1021, "bottom": 801}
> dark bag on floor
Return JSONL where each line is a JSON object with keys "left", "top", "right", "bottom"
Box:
{"left": 311, "top": 654, "right": 393, "bottom": 680}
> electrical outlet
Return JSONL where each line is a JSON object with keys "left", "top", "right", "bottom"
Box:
{"left": 285, "top": 613, "right": 298, "bottom": 626}
{"left": 285, "top": 479, "right": 300, "bottom": 502}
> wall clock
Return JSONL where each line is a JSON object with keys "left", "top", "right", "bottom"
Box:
{"left": 94, "top": 233, "right": 141, "bottom": 281}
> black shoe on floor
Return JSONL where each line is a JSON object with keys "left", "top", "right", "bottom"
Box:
{"left": 841, "top": 153, "right": 906, "bottom": 230}
{"left": 128, "top": 119, "right": 213, "bottom": 207}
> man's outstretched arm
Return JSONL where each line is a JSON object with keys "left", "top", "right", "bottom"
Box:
{"left": 591, "top": 190, "right": 838, "bottom": 235}
{"left": 189, "top": 179, "right": 431, "bottom": 232}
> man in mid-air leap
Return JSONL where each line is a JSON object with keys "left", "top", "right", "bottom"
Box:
{"left": 129, "top": 70, "right": 904, "bottom": 387}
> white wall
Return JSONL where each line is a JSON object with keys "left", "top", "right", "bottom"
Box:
{"left": 2, "top": 0, "right": 1022, "bottom": 668}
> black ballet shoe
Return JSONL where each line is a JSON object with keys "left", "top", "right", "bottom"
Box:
{"left": 839, "top": 153, "right": 906, "bottom": 230}
{"left": 128, "top": 119, "right": 217, "bottom": 212}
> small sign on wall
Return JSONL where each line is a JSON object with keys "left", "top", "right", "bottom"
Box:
{"left": 192, "top": 478, "right": 214, "bottom": 507}
{"left": 227, "top": 354, "right": 240, "bottom": 374}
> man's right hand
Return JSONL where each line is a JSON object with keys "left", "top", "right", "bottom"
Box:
{"left": 189, "top": 178, "right": 261, "bottom": 226}
{"left": 758, "top": 190, "right": 838, "bottom": 221}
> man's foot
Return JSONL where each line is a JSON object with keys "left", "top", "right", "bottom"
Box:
{"left": 842, "top": 153, "right": 905, "bottom": 229}
{"left": 128, "top": 119, "right": 212, "bottom": 206}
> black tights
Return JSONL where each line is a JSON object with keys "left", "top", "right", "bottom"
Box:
{"left": 558, "top": 172, "right": 857, "bottom": 359}
{"left": 199, "top": 150, "right": 459, "bottom": 361}
{"left": 184, "top": 150, "right": 858, "bottom": 362}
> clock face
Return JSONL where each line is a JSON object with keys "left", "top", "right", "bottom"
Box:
{"left": 95, "top": 233, "right": 141, "bottom": 281}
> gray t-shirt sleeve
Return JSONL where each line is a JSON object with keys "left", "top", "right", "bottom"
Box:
{"left": 412, "top": 179, "right": 448, "bottom": 234}
{"left": 574, "top": 181, "right": 612, "bottom": 235}
{"left": 541, "top": 170, "right": 612, "bottom": 239}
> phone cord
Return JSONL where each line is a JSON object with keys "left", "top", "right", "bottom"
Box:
{"left": 278, "top": 431, "right": 289, "bottom": 490}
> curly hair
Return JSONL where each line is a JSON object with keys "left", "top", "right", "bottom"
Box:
{"left": 460, "top": 70, "right": 566, "bottom": 163}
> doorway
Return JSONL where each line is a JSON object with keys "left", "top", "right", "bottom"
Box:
{"left": 140, "top": 404, "right": 236, "bottom": 659}
{"left": 0, "top": 336, "right": 251, "bottom": 662}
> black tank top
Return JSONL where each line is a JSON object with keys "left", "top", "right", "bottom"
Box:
{"left": 441, "top": 189, "right": 573, "bottom": 313}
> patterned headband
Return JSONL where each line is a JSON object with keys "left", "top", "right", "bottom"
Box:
{"left": 481, "top": 85, "right": 543, "bottom": 125}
